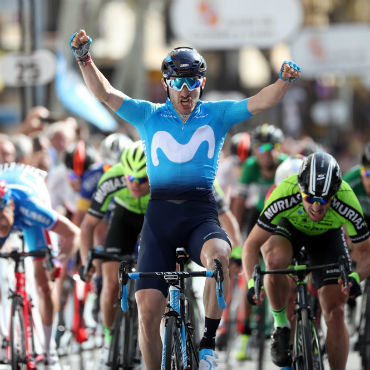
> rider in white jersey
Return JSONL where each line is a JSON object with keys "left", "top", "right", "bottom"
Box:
{"left": 0, "top": 163, "right": 80, "bottom": 370}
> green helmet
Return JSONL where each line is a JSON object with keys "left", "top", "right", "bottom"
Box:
{"left": 120, "top": 140, "right": 147, "bottom": 178}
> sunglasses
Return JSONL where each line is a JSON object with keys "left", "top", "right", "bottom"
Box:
{"left": 255, "top": 143, "right": 280, "bottom": 153}
{"left": 300, "top": 191, "right": 332, "bottom": 205}
{"left": 361, "top": 166, "right": 370, "bottom": 178}
{"left": 127, "top": 175, "right": 148, "bottom": 184}
{"left": 167, "top": 78, "right": 202, "bottom": 91}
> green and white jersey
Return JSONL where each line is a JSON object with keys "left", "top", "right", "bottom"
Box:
{"left": 89, "top": 163, "right": 150, "bottom": 218}
{"left": 258, "top": 174, "right": 369, "bottom": 243}
{"left": 239, "top": 153, "right": 288, "bottom": 211}
{"left": 88, "top": 164, "right": 227, "bottom": 218}
{"left": 343, "top": 165, "right": 370, "bottom": 219}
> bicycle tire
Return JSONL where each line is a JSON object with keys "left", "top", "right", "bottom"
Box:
{"left": 108, "top": 310, "right": 124, "bottom": 370}
{"left": 10, "top": 299, "right": 27, "bottom": 370}
{"left": 360, "top": 280, "right": 370, "bottom": 370}
{"left": 121, "top": 304, "right": 140, "bottom": 369}
{"left": 164, "top": 315, "right": 183, "bottom": 370}
{"left": 185, "top": 280, "right": 202, "bottom": 348}
{"left": 300, "top": 309, "right": 314, "bottom": 370}
{"left": 26, "top": 303, "right": 38, "bottom": 363}
{"left": 184, "top": 300, "right": 199, "bottom": 370}
{"left": 256, "top": 298, "right": 266, "bottom": 370}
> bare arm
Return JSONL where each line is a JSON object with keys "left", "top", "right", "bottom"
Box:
{"left": 70, "top": 30, "right": 125, "bottom": 111}
{"left": 52, "top": 214, "right": 80, "bottom": 263}
{"left": 80, "top": 213, "right": 100, "bottom": 265}
{"left": 219, "top": 209, "right": 242, "bottom": 247}
{"left": 242, "top": 223, "right": 272, "bottom": 282}
{"left": 351, "top": 238, "right": 370, "bottom": 281}
{"left": 247, "top": 62, "right": 301, "bottom": 115}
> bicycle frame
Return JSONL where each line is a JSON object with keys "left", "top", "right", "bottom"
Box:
{"left": 253, "top": 253, "right": 350, "bottom": 370}
{"left": 0, "top": 234, "right": 49, "bottom": 369}
{"left": 119, "top": 253, "right": 226, "bottom": 370}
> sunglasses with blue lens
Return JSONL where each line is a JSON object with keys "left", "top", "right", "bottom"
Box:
{"left": 167, "top": 78, "right": 202, "bottom": 91}
{"left": 300, "top": 191, "right": 331, "bottom": 205}
{"left": 127, "top": 175, "right": 148, "bottom": 184}
{"left": 361, "top": 166, "right": 370, "bottom": 178}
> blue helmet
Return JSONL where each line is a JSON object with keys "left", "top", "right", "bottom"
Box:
{"left": 0, "top": 180, "right": 11, "bottom": 210}
{"left": 161, "top": 47, "right": 207, "bottom": 78}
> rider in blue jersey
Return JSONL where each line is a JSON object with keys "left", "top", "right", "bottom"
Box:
{"left": 70, "top": 29, "right": 301, "bottom": 370}
{"left": 0, "top": 163, "right": 80, "bottom": 370}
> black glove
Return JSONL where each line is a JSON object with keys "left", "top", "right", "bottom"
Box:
{"left": 247, "top": 286, "right": 257, "bottom": 305}
{"left": 349, "top": 274, "right": 362, "bottom": 298}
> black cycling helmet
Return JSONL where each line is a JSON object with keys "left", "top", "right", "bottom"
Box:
{"left": 361, "top": 141, "right": 370, "bottom": 167}
{"left": 64, "top": 140, "right": 98, "bottom": 177}
{"left": 297, "top": 152, "right": 342, "bottom": 198}
{"left": 230, "top": 132, "right": 251, "bottom": 162}
{"left": 161, "top": 47, "right": 207, "bottom": 78}
{"left": 251, "top": 123, "right": 284, "bottom": 146}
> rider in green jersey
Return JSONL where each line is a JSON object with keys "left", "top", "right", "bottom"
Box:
{"left": 243, "top": 152, "right": 370, "bottom": 370}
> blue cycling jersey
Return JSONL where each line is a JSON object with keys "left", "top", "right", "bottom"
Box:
{"left": 0, "top": 163, "right": 58, "bottom": 245}
{"left": 115, "top": 98, "right": 252, "bottom": 199}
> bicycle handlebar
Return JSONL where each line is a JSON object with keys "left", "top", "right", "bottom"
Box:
{"left": 119, "top": 258, "right": 226, "bottom": 312}
{"left": 0, "top": 249, "right": 47, "bottom": 260}
{"left": 82, "top": 247, "right": 135, "bottom": 282}
{"left": 253, "top": 255, "right": 350, "bottom": 300}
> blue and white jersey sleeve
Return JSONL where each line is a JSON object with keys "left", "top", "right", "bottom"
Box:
{"left": 115, "top": 98, "right": 252, "bottom": 199}
{"left": 0, "top": 163, "right": 58, "bottom": 231}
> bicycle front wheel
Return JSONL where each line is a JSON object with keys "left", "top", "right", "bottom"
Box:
{"left": 295, "top": 308, "right": 315, "bottom": 370}
{"left": 10, "top": 299, "right": 27, "bottom": 370}
{"left": 164, "top": 316, "right": 184, "bottom": 370}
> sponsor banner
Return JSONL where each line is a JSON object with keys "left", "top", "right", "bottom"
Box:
{"left": 170, "top": 0, "right": 303, "bottom": 49}
{"left": 291, "top": 24, "right": 370, "bottom": 77}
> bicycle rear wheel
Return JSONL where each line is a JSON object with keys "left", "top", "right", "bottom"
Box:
{"left": 10, "top": 299, "right": 27, "bottom": 370}
{"left": 164, "top": 315, "right": 184, "bottom": 370}
{"left": 184, "top": 300, "right": 199, "bottom": 370}
{"left": 121, "top": 303, "right": 140, "bottom": 369}
{"left": 108, "top": 310, "right": 124, "bottom": 370}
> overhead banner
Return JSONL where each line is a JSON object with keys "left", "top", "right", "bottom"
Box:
{"left": 170, "top": 0, "right": 303, "bottom": 49}
{"left": 291, "top": 24, "right": 370, "bottom": 77}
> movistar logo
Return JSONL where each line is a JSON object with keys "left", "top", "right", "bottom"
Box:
{"left": 151, "top": 125, "right": 215, "bottom": 166}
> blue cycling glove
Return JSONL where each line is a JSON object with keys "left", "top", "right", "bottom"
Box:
{"left": 69, "top": 31, "right": 92, "bottom": 60}
{"left": 279, "top": 61, "right": 301, "bottom": 83}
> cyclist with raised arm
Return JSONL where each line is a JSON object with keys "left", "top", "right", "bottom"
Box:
{"left": 69, "top": 29, "right": 301, "bottom": 370}
{"left": 242, "top": 152, "right": 370, "bottom": 370}
{"left": 0, "top": 163, "right": 80, "bottom": 370}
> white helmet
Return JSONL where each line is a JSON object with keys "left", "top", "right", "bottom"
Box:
{"left": 100, "top": 133, "right": 133, "bottom": 165}
{"left": 275, "top": 156, "right": 304, "bottom": 186}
